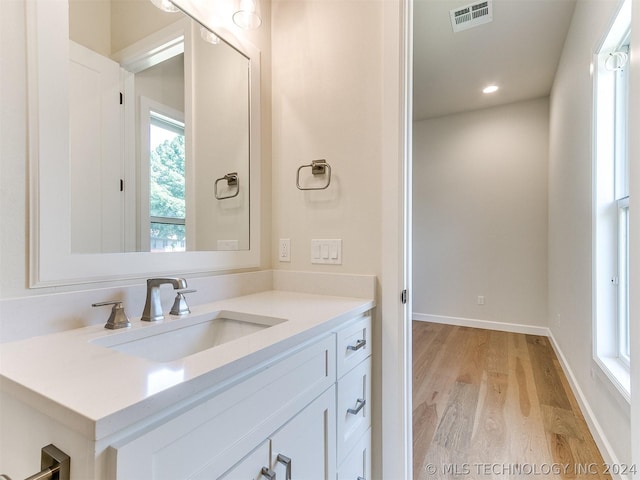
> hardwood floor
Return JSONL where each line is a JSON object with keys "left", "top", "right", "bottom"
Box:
{"left": 413, "top": 322, "right": 612, "bottom": 479}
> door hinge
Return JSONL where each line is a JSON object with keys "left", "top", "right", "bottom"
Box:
{"left": 401, "top": 289, "right": 408, "bottom": 304}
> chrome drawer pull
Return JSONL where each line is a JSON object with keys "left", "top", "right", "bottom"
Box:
{"left": 276, "top": 454, "right": 292, "bottom": 480}
{"left": 347, "top": 398, "right": 366, "bottom": 415}
{"left": 261, "top": 467, "right": 276, "bottom": 480}
{"left": 347, "top": 339, "right": 366, "bottom": 351}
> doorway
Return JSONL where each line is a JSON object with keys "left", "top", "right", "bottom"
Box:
{"left": 410, "top": 0, "right": 593, "bottom": 476}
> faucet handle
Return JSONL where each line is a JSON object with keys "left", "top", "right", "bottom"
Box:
{"left": 170, "top": 289, "right": 197, "bottom": 316}
{"left": 92, "top": 301, "right": 132, "bottom": 330}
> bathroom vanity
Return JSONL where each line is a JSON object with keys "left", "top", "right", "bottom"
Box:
{"left": 0, "top": 291, "right": 373, "bottom": 479}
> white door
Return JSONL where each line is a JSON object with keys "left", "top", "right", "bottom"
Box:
{"left": 69, "top": 40, "right": 123, "bottom": 253}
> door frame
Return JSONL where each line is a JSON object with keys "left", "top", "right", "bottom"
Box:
{"left": 380, "top": 0, "right": 413, "bottom": 478}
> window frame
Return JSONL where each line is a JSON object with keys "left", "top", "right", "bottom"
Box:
{"left": 592, "top": 0, "right": 631, "bottom": 402}
{"left": 618, "top": 196, "right": 630, "bottom": 366}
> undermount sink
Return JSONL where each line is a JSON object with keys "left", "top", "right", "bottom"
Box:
{"left": 91, "top": 310, "right": 286, "bottom": 362}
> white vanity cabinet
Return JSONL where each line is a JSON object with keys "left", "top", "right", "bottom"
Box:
{"left": 0, "top": 294, "right": 374, "bottom": 480}
{"left": 108, "top": 312, "right": 372, "bottom": 480}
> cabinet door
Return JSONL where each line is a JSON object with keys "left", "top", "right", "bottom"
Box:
{"left": 109, "top": 336, "right": 335, "bottom": 480}
{"left": 217, "top": 440, "right": 270, "bottom": 480}
{"left": 270, "top": 387, "right": 336, "bottom": 480}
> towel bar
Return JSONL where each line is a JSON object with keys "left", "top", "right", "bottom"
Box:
{"left": 214, "top": 172, "right": 240, "bottom": 200}
{"left": 296, "top": 159, "right": 331, "bottom": 190}
{"left": 1, "top": 445, "right": 69, "bottom": 480}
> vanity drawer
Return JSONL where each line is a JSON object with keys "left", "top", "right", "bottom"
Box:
{"left": 336, "top": 314, "right": 371, "bottom": 379}
{"left": 338, "top": 428, "right": 371, "bottom": 480}
{"left": 337, "top": 357, "right": 371, "bottom": 463}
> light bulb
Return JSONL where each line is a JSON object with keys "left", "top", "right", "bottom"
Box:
{"left": 200, "top": 26, "right": 221, "bottom": 44}
{"left": 233, "top": 0, "right": 262, "bottom": 30}
{"left": 150, "top": 0, "right": 179, "bottom": 13}
{"left": 482, "top": 85, "right": 499, "bottom": 94}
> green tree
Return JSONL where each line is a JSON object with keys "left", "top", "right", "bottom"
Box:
{"left": 149, "top": 134, "right": 186, "bottom": 249}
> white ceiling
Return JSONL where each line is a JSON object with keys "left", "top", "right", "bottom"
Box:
{"left": 413, "top": 0, "right": 577, "bottom": 120}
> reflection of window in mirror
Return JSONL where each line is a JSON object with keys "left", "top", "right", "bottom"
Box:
{"left": 149, "top": 111, "right": 186, "bottom": 252}
{"left": 139, "top": 97, "right": 185, "bottom": 252}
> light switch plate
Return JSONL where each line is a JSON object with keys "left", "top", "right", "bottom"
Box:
{"left": 311, "top": 239, "right": 342, "bottom": 265}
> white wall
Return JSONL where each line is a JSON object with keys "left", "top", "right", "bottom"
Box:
{"left": 68, "top": 0, "right": 111, "bottom": 56}
{"left": 69, "top": 0, "right": 181, "bottom": 57}
{"left": 136, "top": 53, "right": 185, "bottom": 112}
{"left": 270, "top": 1, "right": 400, "bottom": 477}
{"left": 413, "top": 98, "right": 549, "bottom": 329}
{"left": 549, "top": 0, "right": 630, "bottom": 465}
{"left": 192, "top": 34, "right": 250, "bottom": 251}
{"left": 271, "top": 0, "right": 382, "bottom": 275}
{"left": 0, "top": 0, "right": 30, "bottom": 299}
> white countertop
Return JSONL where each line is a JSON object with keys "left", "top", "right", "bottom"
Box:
{"left": 0, "top": 290, "right": 374, "bottom": 441}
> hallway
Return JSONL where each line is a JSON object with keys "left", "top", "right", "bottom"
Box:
{"left": 413, "top": 322, "right": 612, "bottom": 479}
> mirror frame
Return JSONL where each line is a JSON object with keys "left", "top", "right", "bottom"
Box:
{"left": 27, "top": 0, "right": 261, "bottom": 287}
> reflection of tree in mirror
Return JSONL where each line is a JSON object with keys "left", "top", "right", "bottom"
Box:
{"left": 149, "top": 135, "right": 186, "bottom": 250}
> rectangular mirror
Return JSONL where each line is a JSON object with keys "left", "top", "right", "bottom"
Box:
{"left": 27, "top": 0, "right": 261, "bottom": 286}
{"left": 69, "top": 1, "right": 250, "bottom": 253}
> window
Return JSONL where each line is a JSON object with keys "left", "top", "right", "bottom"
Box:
{"left": 611, "top": 33, "right": 630, "bottom": 367}
{"left": 593, "top": 0, "right": 631, "bottom": 399}
{"left": 148, "top": 111, "right": 186, "bottom": 252}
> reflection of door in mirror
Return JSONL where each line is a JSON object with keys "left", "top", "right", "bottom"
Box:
{"left": 69, "top": 41, "right": 123, "bottom": 254}
{"left": 68, "top": 0, "right": 251, "bottom": 254}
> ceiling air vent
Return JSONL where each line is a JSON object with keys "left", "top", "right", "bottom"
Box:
{"left": 450, "top": 0, "right": 493, "bottom": 32}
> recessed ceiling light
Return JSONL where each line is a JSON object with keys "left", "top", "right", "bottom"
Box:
{"left": 483, "top": 85, "right": 499, "bottom": 94}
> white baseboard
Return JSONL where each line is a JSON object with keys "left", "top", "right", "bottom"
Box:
{"left": 412, "top": 312, "right": 624, "bottom": 480}
{"left": 547, "top": 332, "right": 627, "bottom": 480}
{"left": 412, "top": 312, "right": 549, "bottom": 336}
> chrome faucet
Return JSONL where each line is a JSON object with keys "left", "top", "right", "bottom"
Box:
{"left": 141, "top": 277, "right": 188, "bottom": 321}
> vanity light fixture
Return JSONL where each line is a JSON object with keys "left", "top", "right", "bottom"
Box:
{"left": 150, "top": 0, "right": 180, "bottom": 13}
{"left": 200, "top": 26, "right": 221, "bottom": 44}
{"left": 482, "top": 85, "right": 499, "bottom": 94}
{"left": 233, "top": 0, "right": 262, "bottom": 30}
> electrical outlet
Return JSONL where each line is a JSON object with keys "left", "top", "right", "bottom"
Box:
{"left": 477, "top": 295, "right": 485, "bottom": 305}
{"left": 216, "top": 239, "right": 239, "bottom": 251}
{"left": 279, "top": 238, "right": 291, "bottom": 262}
